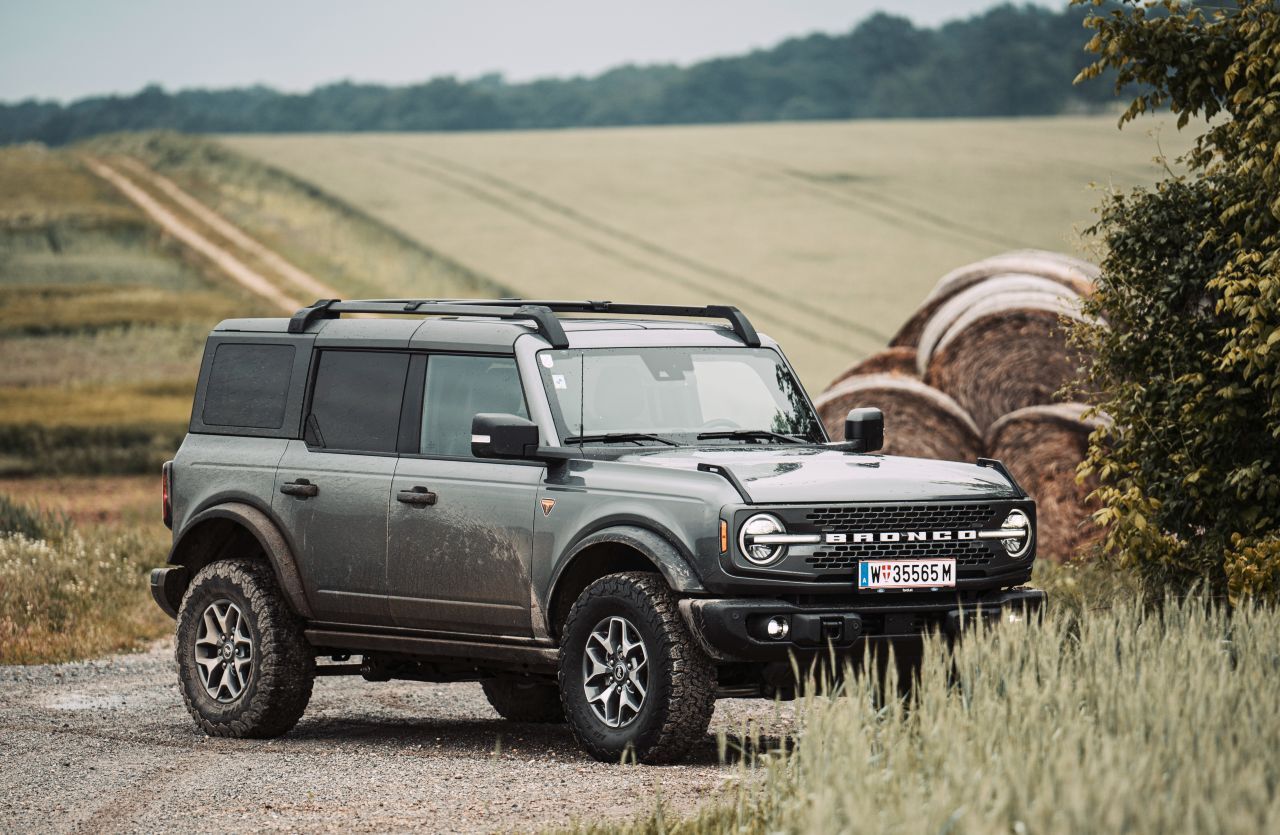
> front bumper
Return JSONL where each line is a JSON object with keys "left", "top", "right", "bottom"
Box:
{"left": 682, "top": 587, "right": 1044, "bottom": 662}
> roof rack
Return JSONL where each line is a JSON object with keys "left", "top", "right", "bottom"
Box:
{"left": 286, "top": 299, "right": 761, "bottom": 348}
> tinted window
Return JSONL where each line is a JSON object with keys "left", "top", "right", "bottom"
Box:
{"left": 202, "top": 343, "right": 295, "bottom": 429}
{"left": 421, "top": 356, "right": 527, "bottom": 457}
{"left": 307, "top": 351, "right": 409, "bottom": 452}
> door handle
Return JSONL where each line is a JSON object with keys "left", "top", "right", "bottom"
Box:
{"left": 397, "top": 486, "right": 438, "bottom": 506}
{"left": 279, "top": 479, "right": 319, "bottom": 498}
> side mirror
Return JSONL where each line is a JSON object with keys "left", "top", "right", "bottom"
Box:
{"left": 844, "top": 407, "right": 884, "bottom": 452}
{"left": 471, "top": 413, "right": 539, "bottom": 459}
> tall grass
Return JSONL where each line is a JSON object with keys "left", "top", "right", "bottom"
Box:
{"left": 581, "top": 596, "right": 1279, "bottom": 834}
{"left": 0, "top": 494, "right": 169, "bottom": 664}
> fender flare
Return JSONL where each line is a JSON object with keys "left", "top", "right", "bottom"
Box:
{"left": 165, "top": 501, "right": 313, "bottom": 619}
{"left": 544, "top": 524, "right": 705, "bottom": 635}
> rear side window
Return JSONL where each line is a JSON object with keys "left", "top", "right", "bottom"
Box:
{"left": 306, "top": 350, "right": 410, "bottom": 453}
{"left": 202, "top": 343, "right": 295, "bottom": 429}
{"left": 421, "top": 355, "right": 527, "bottom": 458}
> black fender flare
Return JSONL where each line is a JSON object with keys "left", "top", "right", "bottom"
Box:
{"left": 163, "top": 501, "right": 313, "bottom": 619}
{"left": 544, "top": 524, "right": 705, "bottom": 636}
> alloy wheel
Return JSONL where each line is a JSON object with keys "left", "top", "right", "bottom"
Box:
{"left": 194, "top": 599, "right": 254, "bottom": 703}
{"left": 582, "top": 615, "right": 649, "bottom": 728}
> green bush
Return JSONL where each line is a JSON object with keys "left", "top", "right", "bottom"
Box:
{"left": 1069, "top": 0, "right": 1280, "bottom": 601}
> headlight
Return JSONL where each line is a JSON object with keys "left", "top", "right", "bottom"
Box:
{"left": 739, "top": 513, "right": 786, "bottom": 565}
{"left": 1000, "top": 509, "right": 1032, "bottom": 558}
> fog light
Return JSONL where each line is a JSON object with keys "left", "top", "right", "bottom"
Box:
{"left": 765, "top": 616, "right": 790, "bottom": 640}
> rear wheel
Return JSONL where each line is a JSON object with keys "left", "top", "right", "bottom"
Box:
{"left": 176, "top": 559, "right": 314, "bottom": 738}
{"left": 558, "top": 572, "right": 716, "bottom": 764}
{"left": 481, "top": 678, "right": 565, "bottom": 723}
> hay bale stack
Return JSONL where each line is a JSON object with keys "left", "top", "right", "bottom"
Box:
{"left": 892, "top": 250, "right": 1097, "bottom": 348}
{"left": 825, "top": 346, "right": 917, "bottom": 391}
{"left": 985, "top": 403, "right": 1107, "bottom": 562}
{"left": 814, "top": 374, "right": 982, "bottom": 461}
{"left": 919, "top": 285, "right": 1093, "bottom": 433}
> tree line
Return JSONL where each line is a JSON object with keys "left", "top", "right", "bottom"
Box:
{"left": 1, "top": 3, "right": 1120, "bottom": 146}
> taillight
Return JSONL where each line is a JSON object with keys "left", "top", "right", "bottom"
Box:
{"left": 161, "top": 461, "right": 173, "bottom": 529}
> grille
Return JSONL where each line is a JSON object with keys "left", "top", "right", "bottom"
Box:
{"left": 795, "top": 502, "right": 1001, "bottom": 575}
{"left": 803, "top": 503, "right": 993, "bottom": 530}
{"left": 806, "top": 540, "right": 991, "bottom": 571}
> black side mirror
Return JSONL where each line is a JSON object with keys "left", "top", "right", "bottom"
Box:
{"left": 844, "top": 407, "right": 884, "bottom": 452}
{"left": 472, "top": 413, "right": 539, "bottom": 459}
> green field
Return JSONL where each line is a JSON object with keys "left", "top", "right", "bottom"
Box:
{"left": 226, "top": 115, "right": 1193, "bottom": 386}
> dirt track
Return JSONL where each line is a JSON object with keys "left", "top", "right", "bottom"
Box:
{"left": 0, "top": 640, "right": 790, "bottom": 833}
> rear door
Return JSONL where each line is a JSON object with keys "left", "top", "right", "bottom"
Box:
{"left": 387, "top": 353, "right": 543, "bottom": 637}
{"left": 272, "top": 349, "right": 410, "bottom": 626}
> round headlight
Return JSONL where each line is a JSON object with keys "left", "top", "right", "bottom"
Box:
{"left": 1001, "top": 509, "right": 1032, "bottom": 558}
{"left": 739, "top": 513, "right": 786, "bottom": 565}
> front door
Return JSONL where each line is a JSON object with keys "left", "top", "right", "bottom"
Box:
{"left": 387, "top": 354, "right": 542, "bottom": 637}
{"left": 272, "top": 349, "right": 410, "bottom": 626}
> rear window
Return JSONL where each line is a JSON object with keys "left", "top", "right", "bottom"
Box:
{"left": 202, "top": 343, "right": 295, "bottom": 429}
{"left": 305, "top": 350, "right": 410, "bottom": 453}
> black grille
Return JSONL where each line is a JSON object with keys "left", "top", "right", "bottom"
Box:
{"left": 789, "top": 502, "right": 1003, "bottom": 576}
{"left": 803, "top": 503, "right": 993, "bottom": 530}
{"left": 807, "top": 540, "right": 991, "bottom": 571}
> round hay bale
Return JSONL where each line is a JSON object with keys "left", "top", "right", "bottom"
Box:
{"left": 892, "top": 250, "right": 1097, "bottom": 347}
{"left": 985, "top": 403, "right": 1108, "bottom": 562}
{"left": 921, "top": 289, "right": 1095, "bottom": 433}
{"left": 825, "top": 346, "right": 917, "bottom": 391}
{"left": 813, "top": 374, "right": 982, "bottom": 461}
{"left": 914, "top": 276, "right": 1086, "bottom": 376}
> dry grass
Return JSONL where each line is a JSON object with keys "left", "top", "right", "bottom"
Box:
{"left": 0, "top": 380, "right": 192, "bottom": 426}
{"left": 0, "top": 326, "right": 205, "bottom": 388}
{"left": 0, "top": 283, "right": 245, "bottom": 335}
{"left": 226, "top": 116, "right": 1195, "bottom": 386}
{"left": 0, "top": 491, "right": 169, "bottom": 664}
{"left": 573, "top": 594, "right": 1279, "bottom": 835}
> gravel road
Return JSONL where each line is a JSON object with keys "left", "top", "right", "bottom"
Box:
{"left": 0, "top": 640, "right": 791, "bottom": 833}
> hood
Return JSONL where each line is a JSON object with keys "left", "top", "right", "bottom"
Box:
{"left": 609, "top": 445, "right": 1020, "bottom": 504}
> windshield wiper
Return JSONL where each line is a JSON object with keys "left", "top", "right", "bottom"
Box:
{"left": 696, "top": 429, "right": 805, "bottom": 444}
{"left": 564, "top": 432, "right": 679, "bottom": 447}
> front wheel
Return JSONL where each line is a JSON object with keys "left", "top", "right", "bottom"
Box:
{"left": 558, "top": 572, "right": 716, "bottom": 764}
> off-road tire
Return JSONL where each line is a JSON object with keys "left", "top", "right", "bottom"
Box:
{"left": 558, "top": 571, "right": 716, "bottom": 764}
{"left": 481, "top": 678, "right": 565, "bottom": 723}
{"left": 176, "top": 559, "right": 315, "bottom": 738}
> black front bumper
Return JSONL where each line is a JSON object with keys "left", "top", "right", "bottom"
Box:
{"left": 682, "top": 587, "right": 1044, "bottom": 662}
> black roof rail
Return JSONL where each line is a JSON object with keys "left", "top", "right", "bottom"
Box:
{"left": 285, "top": 298, "right": 760, "bottom": 348}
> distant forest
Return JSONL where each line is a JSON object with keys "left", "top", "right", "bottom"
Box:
{"left": 1, "top": 4, "right": 1121, "bottom": 146}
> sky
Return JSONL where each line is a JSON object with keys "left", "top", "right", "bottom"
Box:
{"left": 0, "top": 0, "right": 1062, "bottom": 104}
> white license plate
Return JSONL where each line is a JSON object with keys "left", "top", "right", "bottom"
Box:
{"left": 858, "top": 558, "right": 956, "bottom": 590}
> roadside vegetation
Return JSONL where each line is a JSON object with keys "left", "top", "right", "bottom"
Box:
{"left": 0, "top": 489, "right": 169, "bottom": 664}
{"left": 569, "top": 593, "right": 1278, "bottom": 835}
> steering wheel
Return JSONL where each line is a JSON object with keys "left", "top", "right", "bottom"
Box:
{"left": 699, "top": 418, "right": 741, "bottom": 431}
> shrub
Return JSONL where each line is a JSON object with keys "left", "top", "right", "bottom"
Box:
{"left": 1069, "top": 0, "right": 1280, "bottom": 601}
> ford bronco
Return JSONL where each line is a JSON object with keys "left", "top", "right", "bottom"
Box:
{"left": 151, "top": 299, "right": 1042, "bottom": 763}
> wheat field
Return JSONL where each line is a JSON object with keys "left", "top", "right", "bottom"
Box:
{"left": 227, "top": 115, "right": 1193, "bottom": 385}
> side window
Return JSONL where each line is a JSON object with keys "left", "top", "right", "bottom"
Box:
{"left": 421, "top": 355, "right": 528, "bottom": 458}
{"left": 306, "top": 350, "right": 410, "bottom": 453}
{"left": 202, "top": 343, "right": 295, "bottom": 429}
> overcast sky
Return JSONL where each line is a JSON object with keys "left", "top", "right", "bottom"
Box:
{"left": 0, "top": 0, "right": 1062, "bottom": 103}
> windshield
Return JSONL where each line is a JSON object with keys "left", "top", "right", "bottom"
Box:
{"left": 537, "top": 347, "right": 825, "bottom": 446}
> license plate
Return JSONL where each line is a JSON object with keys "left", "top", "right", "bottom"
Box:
{"left": 858, "top": 558, "right": 956, "bottom": 590}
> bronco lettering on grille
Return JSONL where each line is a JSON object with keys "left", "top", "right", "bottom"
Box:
{"left": 832, "top": 530, "right": 978, "bottom": 544}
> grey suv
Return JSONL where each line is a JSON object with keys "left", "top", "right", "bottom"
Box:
{"left": 151, "top": 299, "right": 1041, "bottom": 763}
